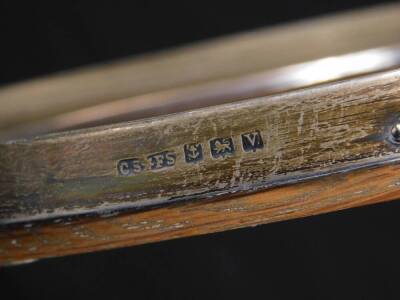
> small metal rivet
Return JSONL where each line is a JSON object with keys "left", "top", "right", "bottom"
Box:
{"left": 391, "top": 122, "right": 400, "bottom": 143}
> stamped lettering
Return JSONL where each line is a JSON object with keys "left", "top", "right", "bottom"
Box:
{"left": 117, "top": 158, "right": 145, "bottom": 176}
{"left": 147, "top": 151, "right": 176, "bottom": 170}
{"left": 241, "top": 130, "right": 264, "bottom": 152}
{"left": 117, "top": 129, "right": 263, "bottom": 175}
{"left": 210, "top": 137, "right": 235, "bottom": 158}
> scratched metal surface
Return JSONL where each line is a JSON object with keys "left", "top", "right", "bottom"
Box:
{"left": 1, "top": 70, "right": 400, "bottom": 224}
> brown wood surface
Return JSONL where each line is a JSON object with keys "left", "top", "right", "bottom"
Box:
{"left": 1, "top": 162, "right": 400, "bottom": 264}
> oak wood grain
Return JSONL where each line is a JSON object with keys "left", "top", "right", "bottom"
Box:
{"left": 1, "top": 162, "right": 400, "bottom": 264}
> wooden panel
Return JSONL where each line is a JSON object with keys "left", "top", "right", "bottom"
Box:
{"left": 1, "top": 69, "right": 400, "bottom": 224}
{"left": 1, "top": 162, "right": 400, "bottom": 264}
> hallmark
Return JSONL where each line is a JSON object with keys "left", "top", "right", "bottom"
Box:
{"left": 241, "top": 130, "right": 264, "bottom": 152}
{"left": 147, "top": 151, "right": 176, "bottom": 170}
{"left": 210, "top": 137, "right": 235, "bottom": 158}
{"left": 117, "top": 158, "right": 145, "bottom": 176}
{"left": 184, "top": 143, "right": 203, "bottom": 163}
{"left": 117, "top": 129, "right": 265, "bottom": 175}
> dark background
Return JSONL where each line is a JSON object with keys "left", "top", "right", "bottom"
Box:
{"left": 1, "top": 1, "right": 400, "bottom": 299}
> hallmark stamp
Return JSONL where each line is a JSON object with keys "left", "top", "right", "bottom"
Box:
{"left": 147, "top": 151, "right": 176, "bottom": 170}
{"left": 117, "top": 129, "right": 264, "bottom": 175}
{"left": 210, "top": 137, "right": 235, "bottom": 158}
{"left": 117, "top": 158, "right": 145, "bottom": 176}
{"left": 241, "top": 130, "right": 264, "bottom": 152}
{"left": 183, "top": 143, "right": 203, "bottom": 163}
